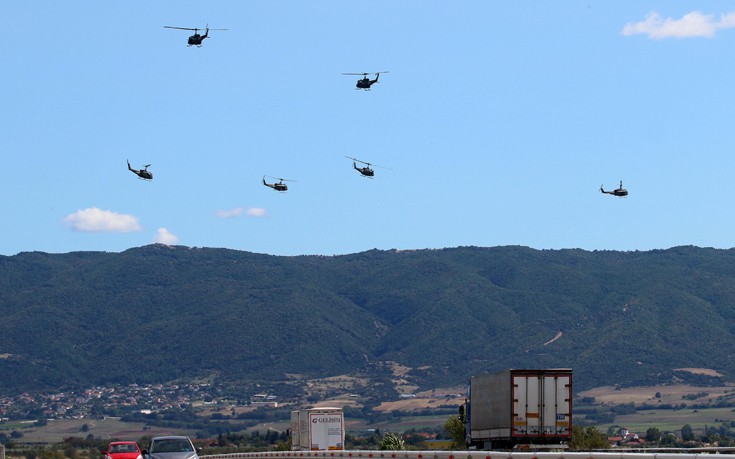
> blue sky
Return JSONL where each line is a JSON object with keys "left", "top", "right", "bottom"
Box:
{"left": 2, "top": 1, "right": 735, "bottom": 256}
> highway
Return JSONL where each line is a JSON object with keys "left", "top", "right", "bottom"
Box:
{"left": 202, "top": 450, "right": 735, "bottom": 459}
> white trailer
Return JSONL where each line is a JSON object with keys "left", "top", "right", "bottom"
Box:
{"left": 290, "top": 407, "right": 345, "bottom": 451}
{"left": 464, "top": 369, "right": 572, "bottom": 450}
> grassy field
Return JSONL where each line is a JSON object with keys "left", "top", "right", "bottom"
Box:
{"left": 1, "top": 418, "right": 198, "bottom": 444}
{"left": 597, "top": 406, "right": 735, "bottom": 434}
{"left": 576, "top": 379, "right": 735, "bottom": 435}
{"left": 237, "top": 414, "right": 449, "bottom": 437}
{"left": 346, "top": 414, "right": 449, "bottom": 434}
{"left": 579, "top": 383, "right": 735, "bottom": 407}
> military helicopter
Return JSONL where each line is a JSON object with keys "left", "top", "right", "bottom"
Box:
{"left": 163, "top": 24, "right": 227, "bottom": 47}
{"left": 342, "top": 71, "right": 389, "bottom": 90}
{"left": 127, "top": 160, "right": 153, "bottom": 180}
{"left": 262, "top": 176, "right": 295, "bottom": 192}
{"left": 600, "top": 180, "right": 628, "bottom": 197}
{"left": 345, "top": 156, "right": 391, "bottom": 178}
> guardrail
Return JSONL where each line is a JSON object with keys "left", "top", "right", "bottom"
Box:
{"left": 202, "top": 451, "right": 735, "bottom": 459}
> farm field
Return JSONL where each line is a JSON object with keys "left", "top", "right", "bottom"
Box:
{"left": 347, "top": 414, "right": 450, "bottom": 434}
{"left": 3, "top": 418, "right": 197, "bottom": 444}
{"left": 579, "top": 383, "right": 735, "bottom": 407}
{"left": 597, "top": 407, "right": 735, "bottom": 434}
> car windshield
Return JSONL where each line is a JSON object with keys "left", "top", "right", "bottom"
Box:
{"left": 151, "top": 439, "right": 192, "bottom": 453}
{"left": 111, "top": 444, "right": 138, "bottom": 453}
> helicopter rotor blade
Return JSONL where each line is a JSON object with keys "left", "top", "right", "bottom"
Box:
{"left": 344, "top": 155, "right": 367, "bottom": 164}
{"left": 344, "top": 156, "right": 391, "bottom": 170}
{"left": 164, "top": 26, "right": 197, "bottom": 31}
{"left": 267, "top": 175, "right": 296, "bottom": 182}
{"left": 343, "top": 71, "right": 389, "bottom": 77}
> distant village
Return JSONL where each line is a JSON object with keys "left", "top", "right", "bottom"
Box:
{"left": 0, "top": 383, "right": 259, "bottom": 421}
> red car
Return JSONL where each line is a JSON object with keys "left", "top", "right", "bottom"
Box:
{"left": 105, "top": 442, "right": 143, "bottom": 459}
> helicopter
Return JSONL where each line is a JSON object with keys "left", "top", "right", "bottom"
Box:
{"left": 600, "top": 180, "right": 628, "bottom": 197}
{"left": 127, "top": 160, "right": 153, "bottom": 180}
{"left": 262, "top": 176, "right": 295, "bottom": 192}
{"left": 163, "top": 24, "right": 227, "bottom": 47}
{"left": 345, "top": 156, "right": 391, "bottom": 178}
{"left": 342, "top": 71, "right": 389, "bottom": 90}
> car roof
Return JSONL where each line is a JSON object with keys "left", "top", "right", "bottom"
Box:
{"left": 151, "top": 436, "right": 190, "bottom": 440}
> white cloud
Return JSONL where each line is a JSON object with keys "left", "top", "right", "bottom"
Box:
{"left": 216, "top": 207, "right": 244, "bottom": 218}
{"left": 63, "top": 207, "right": 142, "bottom": 233}
{"left": 215, "top": 207, "right": 267, "bottom": 218}
{"left": 622, "top": 11, "right": 735, "bottom": 39}
{"left": 154, "top": 227, "right": 179, "bottom": 244}
{"left": 246, "top": 207, "right": 267, "bottom": 217}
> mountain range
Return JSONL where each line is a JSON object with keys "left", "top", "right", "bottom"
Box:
{"left": 2, "top": 244, "right": 734, "bottom": 397}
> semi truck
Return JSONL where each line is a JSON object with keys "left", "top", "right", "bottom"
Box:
{"left": 462, "top": 369, "right": 572, "bottom": 450}
{"left": 290, "top": 407, "right": 345, "bottom": 451}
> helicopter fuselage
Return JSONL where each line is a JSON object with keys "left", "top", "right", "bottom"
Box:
{"left": 356, "top": 78, "right": 377, "bottom": 89}
{"left": 268, "top": 183, "right": 287, "bottom": 192}
{"left": 129, "top": 168, "right": 152, "bottom": 180}
{"left": 187, "top": 31, "right": 208, "bottom": 46}
{"left": 354, "top": 164, "right": 374, "bottom": 177}
{"left": 128, "top": 161, "right": 152, "bottom": 180}
{"left": 601, "top": 181, "right": 627, "bottom": 197}
{"left": 263, "top": 179, "right": 288, "bottom": 192}
{"left": 601, "top": 187, "right": 627, "bottom": 197}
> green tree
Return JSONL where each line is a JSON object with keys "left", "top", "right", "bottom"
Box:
{"left": 378, "top": 432, "right": 405, "bottom": 450}
{"left": 645, "top": 427, "right": 661, "bottom": 443}
{"left": 681, "top": 424, "right": 694, "bottom": 442}
{"left": 443, "top": 415, "right": 466, "bottom": 449}
{"left": 569, "top": 426, "right": 609, "bottom": 450}
{"left": 661, "top": 433, "right": 677, "bottom": 446}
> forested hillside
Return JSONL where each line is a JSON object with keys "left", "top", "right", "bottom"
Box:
{"left": 1, "top": 244, "right": 735, "bottom": 396}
